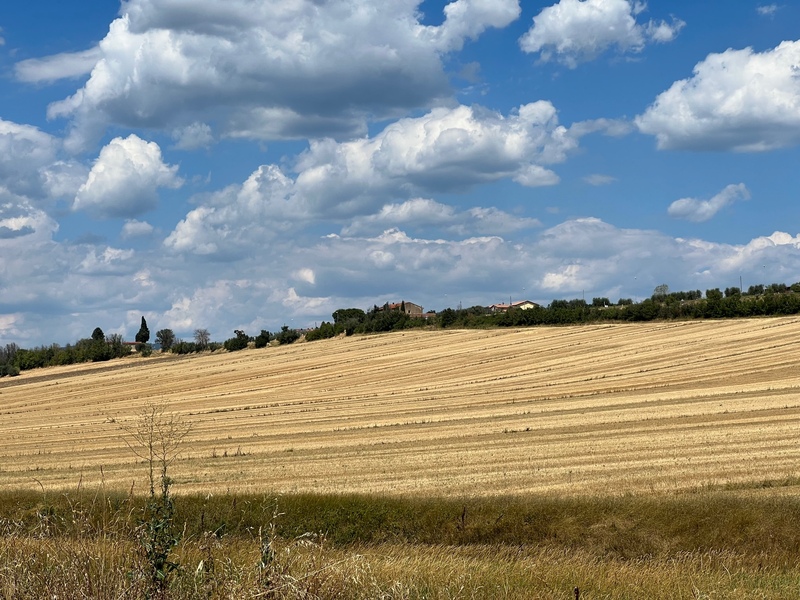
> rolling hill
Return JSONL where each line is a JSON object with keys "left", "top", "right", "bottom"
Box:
{"left": 2, "top": 317, "right": 800, "bottom": 497}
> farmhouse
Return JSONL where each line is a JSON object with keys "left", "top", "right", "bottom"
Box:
{"left": 488, "top": 300, "right": 539, "bottom": 313}
{"left": 385, "top": 301, "right": 424, "bottom": 316}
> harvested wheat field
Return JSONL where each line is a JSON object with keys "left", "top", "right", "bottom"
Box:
{"left": 2, "top": 317, "right": 800, "bottom": 497}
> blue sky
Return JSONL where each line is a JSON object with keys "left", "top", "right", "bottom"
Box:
{"left": 2, "top": 0, "right": 800, "bottom": 346}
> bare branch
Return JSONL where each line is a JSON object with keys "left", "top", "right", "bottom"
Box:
{"left": 118, "top": 400, "right": 191, "bottom": 497}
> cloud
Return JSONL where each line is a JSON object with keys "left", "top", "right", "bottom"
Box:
{"left": 569, "top": 117, "right": 633, "bottom": 138}
{"left": 292, "top": 268, "right": 316, "bottom": 285}
{"left": 584, "top": 174, "right": 616, "bottom": 186}
{"left": 0, "top": 120, "right": 60, "bottom": 196}
{"left": 519, "top": 0, "right": 684, "bottom": 68}
{"left": 531, "top": 217, "right": 800, "bottom": 299}
{"left": 281, "top": 287, "right": 329, "bottom": 312}
{"left": 172, "top": 122, "right": 214, "bottom": 150}
{"left": 15, "top": 48, "right": 104, "bottom": 83}
{"left": 164, "top": 101, "right": 573, "bottom": 257}
{"left": 73, "top": 135, "right": 183, "bottom": 219}
{"left": 757, "top": 4, "right": 779, "bottom": 16}
{"left": 0, "top": 198, "right": 59, "bottom": 244}
{"left": 121, "top": 219, "right": 155, "bottom": 239}
{"left": 164, "top": 165, "right": 296, "bottom": 258}
{"left": 0, "top": 120, "right": 91, "bottom": 211}
{"left": 40, "top": 160, "right": 90, "bottom": 201}
{"left": 313, "top": 228, "right": 517, "bottom": 300}
{"left": 293, "top": 102, "right": 574, "bottom": 217}
{"left": 77, "top": 247, "right": 136, "bottom": 275}
{"left": 0, "top": 225, "right": 34, "bottom": 239}
{"left": 340, "top": 198, "right": 540, "bottom": 236}
{"left": 423, "top": 0, "right": 521, "bottom": 52}
{"left": 668, "top": 183, "right": 750, "bottom": 222}
{"left": 717, "top": 231, "right": 800, "bottom": 272}
{"left": 636, "top": 41, "right": 800, "bottom": 151}
{"left": 33, "top": 0, "right": 523, "bottom": 151}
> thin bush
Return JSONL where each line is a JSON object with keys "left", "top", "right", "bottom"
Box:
{"left": 121, "top": 401, "right": 191, "bottom": 597}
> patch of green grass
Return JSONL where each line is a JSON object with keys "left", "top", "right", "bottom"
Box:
{"left": 2, "top": 488, "right": 800, "bottom": 598}
{"left": 168, "top": 491, "right": 800, "bottom": 561}
{"left": 4, "top": 489, "right": 800, "bottom": 561}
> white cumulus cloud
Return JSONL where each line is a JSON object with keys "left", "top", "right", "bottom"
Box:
{"left": 668, "top": 183, "right": 750, "bottom": 222}
{"left": 121, "top": 219, "right": 155, "bottom": 238}
{"left": 73, "top": 135, "right": 183, "bottom": 219}
{"left": 32, "top": 0, "right": 522, "bottom": 151}
{"left": 423, "top": 0, "right": 521, "bottom": 52}
{"left": 164, "top": 165, "right": 296, "bottom": 258}
{"left": 293, "top": 102, "right": 574, "bottom": 217}
{"left": 164, "top": 102, "right": 572, "bottom": 257}
{"left": 636, "top": 41, "right": 800, "bottom": 151}
{"left": 519, "top": 0, "right": 684, "bottom": 68}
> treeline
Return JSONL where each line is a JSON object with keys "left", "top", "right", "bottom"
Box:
{"left": 492, "top": 287, "right": 800, "bottom": 327}
{"left": 0, "top": 328, "right": 132, "bottom": 377}
{"left": 301, "top": 281, "right": 800, "bottom": 338}
{"left": 0, "top": 324, "right": 300, "bottom": 378}
{"left": 305, "top": 305, "right": 425, "bottom": 340}
{"left": 4, "top": 282, "right": 800, "bottom": 378}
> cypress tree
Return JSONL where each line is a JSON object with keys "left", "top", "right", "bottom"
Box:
{"left": 136, "top": 316, "right": 151, "bottom": 345}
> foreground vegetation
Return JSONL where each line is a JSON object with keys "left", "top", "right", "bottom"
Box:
{"left": 3, "top": 488, "right": 800, "bottom": 598}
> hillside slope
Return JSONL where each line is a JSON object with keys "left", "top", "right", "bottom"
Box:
{"left": 2, "top": 318, "right": 800, "bottom": 496}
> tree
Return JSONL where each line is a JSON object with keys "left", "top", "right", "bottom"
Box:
{"left": 194, "top": 328, "right": 210, "bottom": 350}
{"left": 332, "top": 308, "right": 366, "bottom": 325}
{"left": 84, "top": 336, "right": 112, "bottom": 362}
{"left": 223, "top": 329, "right": 250, "bottom": 352}
{"left": 254, "top": 330, "right": 271, "bottom": 348}
{"left": 306, "top": 322, "right": 336, "bottom": 342}
{"left": 136, "top": 316, "right": 150, "bottom": 345}
{"left": 108, "top": 333, "right": 130, "bottom": 358}
{"left": 438, "top": 308, "right": 457, "bottom": 328}
{"left": 275, "top": 325, "right": 300, "bottom": 345}
{"left": 155, "top": 329, "right": 176, "bottom": 351}
{"left": 332, "top": 308, "right": 366, "bottom": 336}
{"left": 724, "top": 287, "right": 741, "bottom": 298}
{"left": 92, "top": 327, "right": 105, "bottom": 341}
{"left": 652, "top": 284, "right": 670, "bottom": 299}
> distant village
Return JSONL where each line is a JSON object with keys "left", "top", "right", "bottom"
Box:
{"left": 377, "top": 299, "right": 539, "bottom": 319}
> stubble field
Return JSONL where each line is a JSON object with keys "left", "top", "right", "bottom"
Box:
{"left": 2, "top": 317, "right": 800, "bottom": 497}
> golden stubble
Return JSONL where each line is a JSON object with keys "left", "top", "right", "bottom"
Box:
{"left": 2, "top": 317, "right": 800, "bottom": 497}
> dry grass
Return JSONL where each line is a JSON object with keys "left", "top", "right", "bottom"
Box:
{"left": 3, "top": 534, "right": 799, "bottom": 599}
{"left": 2, "top": 318, "right": 800, "bottom": 497}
